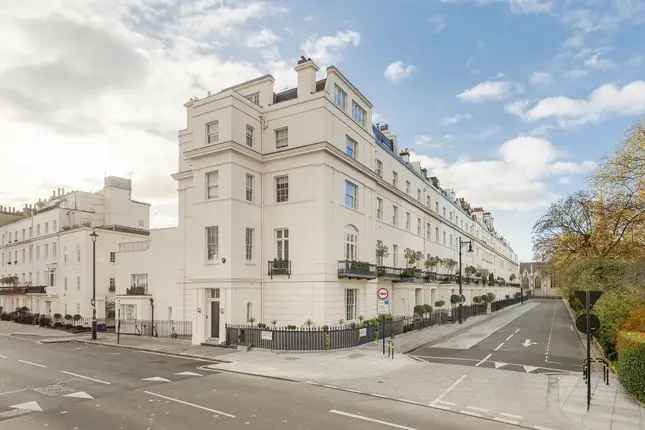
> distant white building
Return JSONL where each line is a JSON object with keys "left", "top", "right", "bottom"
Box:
{"left": 0, "top": 177, "right": 150, "bottom": 319}
{"left": 116, "top": 57, "right": 520, "bottom": 345}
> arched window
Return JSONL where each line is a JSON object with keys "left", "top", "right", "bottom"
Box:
{"left": 344, "top": 225, "right": 359, "bottom": 261}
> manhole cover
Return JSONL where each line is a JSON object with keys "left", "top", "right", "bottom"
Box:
{"left": 33, "top": 383, "right": 74, "bottom": 397}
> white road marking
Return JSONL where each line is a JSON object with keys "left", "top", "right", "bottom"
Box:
{"left": 545, "top": 303, "right": 557, "bottom": 362}
{"left": 141, "top": 376, "right": 171, "bottom": 383}
{"left": 18, "top": 360, "right": 46, "bottom": 368}
{"left": 143, "top": 391, "right": 235, "bottom": 418}
{"left": 500, "top": 412, "right": 523, "bottom": 420}
{"left": 174, "top": 371, "right": 202, "bottom": 377}
{"left": 329, "top": 409, "right": 416, "bottom": 430}
{"left": 0, "top": 409, "right": 32, "bottom": 419}
{"left": 494, "top": 417, "right": 520, "bottom": 425}
{"left": 494, "top": 342, "right": 504, "bottom": 351}
{"left": 523, "top": 365, "right": 539, "bottom": 373}
{"left": 0, "top": 354, "right": 7, "bottom": 359}
{"left": 475, "top": 353, "right": 492, "bottom": 367}
{"left": 432, "top": 404, "right": 452, "bottom": 411}
{"left": 460, "top": 410, "right": 483, "bottom": 417}
{"left": 505, "top": 334, "right": 514, "bottom": 341}
{"left": 0, "top": 388, "right": 28, "bottom": 396}
{"left": 409, "top": 355, "right": 479, "bottom": 362}
{"left": 9, "top": 401, "right": 42, "bottom": 412}
{"left": 466, "top": 406, "right": 489, "bottom": 413}
{"left": 430, "top": 374, "right": 467, "bottom": 405}
{"left": 64, "top": 391, "right": 94, "bottom": 400}
{"left": 61, "top": 371, "right": 111, "bottom": 385}
{"left": 522, "top": 339, "right": 538, "bottom": 347}
{"left": 494, "top": 362, "right": 508, "bottom": 369}
{"left": 435, "top": 400, "right": 456, "bottom": 406}
{"left": 533, "top": 425, "right": 556, "bottom": 430}
{"left": 514, "top": 328, "right": 520, "bottom": 334}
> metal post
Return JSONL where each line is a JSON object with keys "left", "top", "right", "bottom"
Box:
{"left": 458, "top": 241, "right": 463, "bottom": 324}
{"left": 91, "top": 230, "right": 97, "bottom": 340}
{"left": 586, "top": 290, "right": 591, "bottom": 411}
{"left": 381, "top": 317, "right": 385, "bottom": 355}
{"left": 150, "top": 298, "right": 155, "bottom": 337}
{"left": 117, "top": 308, "right": 121, "bottom": 345}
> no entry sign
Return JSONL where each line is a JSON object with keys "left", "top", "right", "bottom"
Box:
{"left": 377, "top": 288, "right": 389, "bottom": 300}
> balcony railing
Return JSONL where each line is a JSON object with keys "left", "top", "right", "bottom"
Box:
{"left": 126, "top": 286, "right": 149, "bottom": 295}
{"left": 268, "top": 260, "right": 291, "bottom": 279}
{"left": 337, "top": 260, "right": 377, "bottom": 279}
{"left": 0, "top": 285, "right": 47, "bottom": 295}
{"left": 375, "top": 265, "right": 403, "bottom": 279}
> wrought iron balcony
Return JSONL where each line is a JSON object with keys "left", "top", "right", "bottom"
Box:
{"left": 268, "top": 260, "right": 291, "bottom": 279}
{"left": 375, "top": 265, "right": 403, "bottom": 279}
{"left": 337, "top": 260, "right": 377, "bottom": 280}
{"left": 126, "top": 286, "right": 149, "bottom": 295}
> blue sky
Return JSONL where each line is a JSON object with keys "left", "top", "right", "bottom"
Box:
{"left": 1, "top": 0, "right": 644, "bottom": 261}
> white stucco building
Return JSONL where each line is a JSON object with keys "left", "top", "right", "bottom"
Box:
{"left": 0, "top": 177, "right": 150, "bottom": 320}
{"left": 115, "top": 57, "right": 520, "bottom": 345}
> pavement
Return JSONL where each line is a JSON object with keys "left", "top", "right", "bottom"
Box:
{"left": 2, "top": 300, "right": 642, "bottom": 430}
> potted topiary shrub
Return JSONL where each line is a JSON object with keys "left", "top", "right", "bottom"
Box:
{"left": 64, "top": 314, "right": 73, "bottom": 329}
{"left": 423, "top": 304, "right": 433, "bottom": 318}
{"left": 414, "top": 304, "right": 425, "bottom": 316}
{"left": 73, "top": 314, "right": 82, "bottom": 327}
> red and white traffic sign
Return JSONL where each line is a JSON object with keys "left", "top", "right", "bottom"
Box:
{"left": 377, "top": 288, "right": 389, "bottom": 300}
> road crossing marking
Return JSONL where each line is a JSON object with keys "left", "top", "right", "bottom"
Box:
{"left": 494, "top": 342, "right": 504, "bottom": 351}
{"left": 64, "top": 391, "right": 94, "bottom": 399}
{"left": 475, "top": 353, "right": 492, "bottom": 366}
{"left": 523, "top": 339, "right": 538, "bottom": 347}
{"left": 61, "top": 371, "right": 111, "bottom": 385}
{"left": 144, "top": 391, "right": 236, "bottom": 418}
{"left": 494, "top": 361, "right": 508, "bottom": 369}
{"left": 9, "top": 401, "right": 42, "bottom": 412}
{"left": 505, "top": 334, "right": 514, "bottom": 341}
{"left": 430, "top": 374, "right": 467, "bottom": 405}
{"left": 18, "top": 360, "right": 46, "bottom": 368}
{"left": 174, "top": 371, "right": 202, "bottom": 377}
{"left": 142, "top": 376, "right": 171, "bottom": 382}
{"left": 329, "top": 409, "right": 416, "bottom": 430}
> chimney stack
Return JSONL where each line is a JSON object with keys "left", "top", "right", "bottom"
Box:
{"left": 295, "top": 56, "right": 319, "bottom": 100}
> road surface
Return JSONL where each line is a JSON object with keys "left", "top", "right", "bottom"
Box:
{"left": 0, "top": 334, "right": 518, "bottom": 429}
{"left": 409, "top": 299, "right": 584, "bottom": 375}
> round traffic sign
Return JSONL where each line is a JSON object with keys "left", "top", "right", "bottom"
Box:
{"left": 377, "top": 288, "right": 389, "bottom": 300}
{"left": 576, "top": 313, "right": 600, "bottom": 334}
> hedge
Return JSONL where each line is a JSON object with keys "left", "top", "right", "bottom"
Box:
{"left": 616, "top": 331, "right": 645, "bottom": 403}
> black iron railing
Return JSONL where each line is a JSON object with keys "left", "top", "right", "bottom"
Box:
{"left": 268, "top": 260, "right": 291, "bottom": 279}
{"left": 375, "top": 265, "right": 403, "bottom": 278}
{"left": 126, "top": 286, "right": 148, "bottom": 295}
{"left": 337, "top": 260, "right": 377, "bottom": 279}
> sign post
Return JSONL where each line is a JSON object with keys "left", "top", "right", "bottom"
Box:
{"left": 376, "top": 289, "right": 389, "bottom": 355}
{"left": 574, "top": 289, "right": 602, "bottom": 411}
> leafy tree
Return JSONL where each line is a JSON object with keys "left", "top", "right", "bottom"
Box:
{"left": 375, "top": 240, "right": 389, "bottom": 265}
{"left": 404, "top": 248, "right": 423, "bottom": 268}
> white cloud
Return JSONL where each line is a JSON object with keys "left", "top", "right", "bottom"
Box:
{"left": 504, "top": 99, "right": 531, "bottom": 117}
{"left": 509, "top": 80, "right": 645, "bottom": 126}
{"left": 457, "top": 80, "right": 516, "bottom": 103}
{"left": 384, "top": 61, "right": 417, "bottom": 84}
{"left": 529, "top": 71, "right": 552, "bottom": 86}
{"left": 440, "top": 0, "right": 552, "bottom": 14}
{"left": 584, "top": 53, "right": 615, "bottom": 70}
{"left": 0, "top": 0, "right": 291, "bottom": 228}
{"left": 428, "top": 14, "right": 447, "bottom": 33}
{"left": 301, "top": 30, "right": 360, "bottom": 65}
{"left": 441, "top": 113, "right": 472, "bottom": 126}
{"left": 246, "top": 28, "right": 280, "bottom": 48}
{"left": 410, "top": 135, "right": 595, "bottom": 211}
{"left": 414, "top": 135, "right": 444, "bottom": 148}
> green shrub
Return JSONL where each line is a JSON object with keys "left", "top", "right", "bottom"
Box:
{"left": 616, "top": 331, "right": 645, "bottom": 403}
{"left": 423, "top": 304, "right": 433, "bottom": 314}
{"left": 486, "top": 292, "right": 496, "bottom": 303}
{"left": 595, "top": 289, "right": 642, "bottom": 359}
{"left": 413, "top": 305, "right": 425, "bottom": 315}
{"left": 434, "top": 300, "right": 445, "bottom": 308}
{"left": 472, "top": 296, "right": 481, "bottom": 304}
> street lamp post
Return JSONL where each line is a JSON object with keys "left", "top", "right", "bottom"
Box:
{"left": 90, "top": 229, "right": 98, "bottom": 340}
{"left": 458, "top": 239, "right": 473, "bottom": 324}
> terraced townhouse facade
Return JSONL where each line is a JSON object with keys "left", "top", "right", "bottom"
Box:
{"left": 115, "top": 57, "right": 520, "bottom": 345}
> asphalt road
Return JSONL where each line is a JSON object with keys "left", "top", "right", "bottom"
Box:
{"left": 0, "top": 335, "right": 519, "bottom": 429}
{"left": 410, "top": 299, "right": 585, "bottom": 374}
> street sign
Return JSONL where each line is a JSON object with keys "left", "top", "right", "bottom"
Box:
{"left": 574, "top": 290, "right": 602, "bottom": 308}
{"left": 377, "top": 288, "right": 389, "bottom": 300}
{"left": 261, "top": 330, "right": 273, "bottom": 341}
{"left": 576, "top": 313, "right": 600, "bottom": 334}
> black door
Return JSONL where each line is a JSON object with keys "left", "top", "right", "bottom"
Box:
{"left": 211, "top": 301, "right": 220, "bottom": 338}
